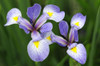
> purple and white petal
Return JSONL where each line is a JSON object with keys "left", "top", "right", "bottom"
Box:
{"left": 19, "top": 25, "right": 30, "bottom": 34}
{"left": 40, "top": 22, "right": 53, "bottom": 33}
{"left": 31, "top": 30, "right": 42, "bottom": 41}
{"left": 18, "top": 17, "right": 33, "bottom": 32}
{"left": 43, "top": 5, "right": 60, "bottom": 13}
{"left": 27, "top": 4, "right": 41, "bottom": 23}
{"left": 67, "top": 43, "right": 87, "bottom": 64}
{"left": 5, "top": 8, "right": 22, "bottom": 26}
{"left": 27, "top": 39, "right": 49, "bottom": 62}
{"left": 71, "top": 13, "right": 86, "bottom": 30}
{"left": 74, "top": 29, "right": 78, "bottom": 42}
{"left": 69, "top": 28, "right": 78, "bottom": 43}
{"left": 49, "top": 11, "right": 65, "bottom": 22}
{"left": 59, "top": 21, "right": 69, "bottom": 38}
{"left": 41, "top": 31, "right": 54, "bottom": 45}
{"left": 51, "top": 34, "right": 68, "bottom": 47}
{"left": 43, "top": 5, "right": 65, "bottom": 22}
{"left": 34, "top": 13, "right": 49, "bottom": 30}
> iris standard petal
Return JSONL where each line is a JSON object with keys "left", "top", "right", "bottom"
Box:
{"left": 27, "top": 4, "right": 41, "bottom": 23}
{"left": 69, "top": 28, "right": 78, "bottom": 43}
{"left": 40, "top": 22, "right": 53, "bottom": 33}
{"left": 67, "top": 43, "right": 87, "bottom": 64}
{"left": 59, "top": 20, "right": 69, "bottom": 38}
{"left": 31, "top": 30, "right": 42, "bottom": 41}
{"left": 34, "top": 13, "right": 49, "bottom": 30}
{"left": 18, "top": 17, "right": 33, "bottom": 33}
{"left": 51, "top": 34, "right": 68, "bottom": 47}
{"left": 43, "top": 5, "right": 65, "bottom": 22}
{"left": 5, "top": 8, "right": 22, "bottom": 26}
{"left": 41, "top": 31, "right": 53, "bottom": 45}
{"left": 27, "top": 39, "right": 50, "bottom": 62}
{"left": 71, "top": 13, "right": 86, "bottom": 30}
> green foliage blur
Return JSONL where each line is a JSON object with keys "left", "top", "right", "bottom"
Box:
{"left": 0, "top": 0, "right": 100, "bottom": 66}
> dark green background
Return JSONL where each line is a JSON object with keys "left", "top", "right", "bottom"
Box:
{"left": 0, "top": 0, "right": 100, "bottom": 66}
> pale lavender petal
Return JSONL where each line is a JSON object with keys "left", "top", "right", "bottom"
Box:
{"left": 5, "top": 8, "right": 22, "bottom": 26}
{"left": 51, "top": 34, "right": 68, "bottom": 47}
{"left": 43, "top": 4, "right": 60, "bottom": 13}
{"left": 27, "top": 4, "right": 41, "bottom": 22}
{"left": 49, "top": 11, "right": 65, "bottom": 22}
{"left": 71, "top": 13, "right": 86, "bottom": 30}
{"left": 27, "top": 39, "right": 49, "bottom": 62}
{"left": 59, "top": 20, "right": 69, "bottom": 38}
{"left": 67, "top": 43, "right": 87, "bottom": 64}
{"left": 40, "top": 22, "right": 53, "bottom": 33}
{"left": 18, "top": 17, "right": 33, "bottom": 32}
{"left": 19, "top": 25, "right": 30, "bottom": 34}
{"left": 41, "top": 31, "right": 54, "bottom": 45}
{"left": 43, "top": 5, "right": 65, "bottom": 22}
{"left": 31, "top": 30, "right": 42, "bottom": 41}
{"left": 69, "top": 28, "right": 78, "bottom": 43}
{"left": 34, "top": 13, "right": 49, "bottom": 30}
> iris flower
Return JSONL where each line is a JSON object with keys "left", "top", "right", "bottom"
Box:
{"left": 4, "top": 4, "right": 65, "bottom": 62}
{"left": 51, "top": 13, "right": 87, "bottom": 64}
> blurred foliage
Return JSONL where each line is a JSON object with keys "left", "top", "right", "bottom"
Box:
{"left": 0, "top": 0, "right": 100, "bottom": 66}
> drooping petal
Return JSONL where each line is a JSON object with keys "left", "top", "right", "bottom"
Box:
{"left": 71, "top": 13, "right": 86, "bottom": 30}
{"left": 59, "top": 20, "right": 69, "bottom": 38}
{"left": 27, "top": 39, "right": 50, "bottom": 62}
{"left": 34, "top": 13, "right": 49, "bottom": 30}
{"left": 31, "top": 30, "right": 42, "bottom": 41}
{"left": 41, "top": 31, "right": 53, "bottom": 45}
{"left": 27, "top": 3, "right": 41, "bottom": 23}
{"left": 18, "top": 17, "right": 33, "bottom": 33}
{"left": 51, "top": 34, "right": 68, "bottom": 47}
{"left": 43, "top": 5, "right": 65, "bottom": 22}
{"left": 5, "top": 8, "right": 22, "bottom": 26}
{"left": 69, "top": 28, "right": 78, "bottom": 43}
{"left": 67, "top": 43, "right": 87, "bottom": 64}
{"left": 40, "top": 22, "right": 53, "bottom": 33}
{"left": 19, "top": 25, "right": 30, "bottom": 34}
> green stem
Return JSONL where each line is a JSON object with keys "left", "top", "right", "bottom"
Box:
{"left": 35, "top": 62, "right": 38, "bottom": 66}
{"left": 88, "top": 6, "right": 100, "bottom": 66}
{"left": 57, "top": 55, "right": 69, "bottom": 66}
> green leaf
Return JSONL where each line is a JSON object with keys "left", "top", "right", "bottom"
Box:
{"left": 88, "top": 6, "right": 100, "bottom": 66}
{"left": 57, "top": 55, "right": 69, "bottom": 66}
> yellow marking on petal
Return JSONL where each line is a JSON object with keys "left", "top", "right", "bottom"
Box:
{"left": 75, "top": 22, "right": 79, "bottom": 26}
{"left": 47, "top": 12, "right": 53, "bottom": 17}
{"left": 46, "top": 36, "right": 51, "bottom": 40}
{"left": 33, "top": 41, "right": 39, "bottom": 48}
{"left": 71, "top": 47, "right": 77, "bottom": 53}
{"left": 13, "top": 16, "right": 18, "bottom": 21}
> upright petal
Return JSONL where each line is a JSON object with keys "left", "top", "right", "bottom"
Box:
{"left": 71, "top": 13, "right": 86, "bottom": 30}
{"left": 51, "top": 34, "right": 68, "bottom": 47}
{"left": 27, "top": 39, "right": 50, "bottom": 62}
{"left": 27, "top": 3, "right": 41, "bottom": 23}
{"left": 67, "top": 43, "right": 87, "bottom": 64}
{"left": 69, "top": 28, "right": 78, "bottom": 43}
{"left": 59, "top": 21, "right": 69, "bottom": 38}
{"left": 34, "top": 14, "right": 49, "bottom": 30}
{"left": 43, "top": 5, "right": 65, "bottom": 22}
{"left": 40, "top": 22, "right": 53, "bottom": 33}
{"left": 41, "top": 31, "right": 53, "bottom": 45}
{"left": 5, "top": 8, "right": 22, "bottom": 26}
{"left": 31, "top": 30, "right": 42, "bottom": 41}
{"left": 18, "top": 17, "right": 33, "bottom": 33}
